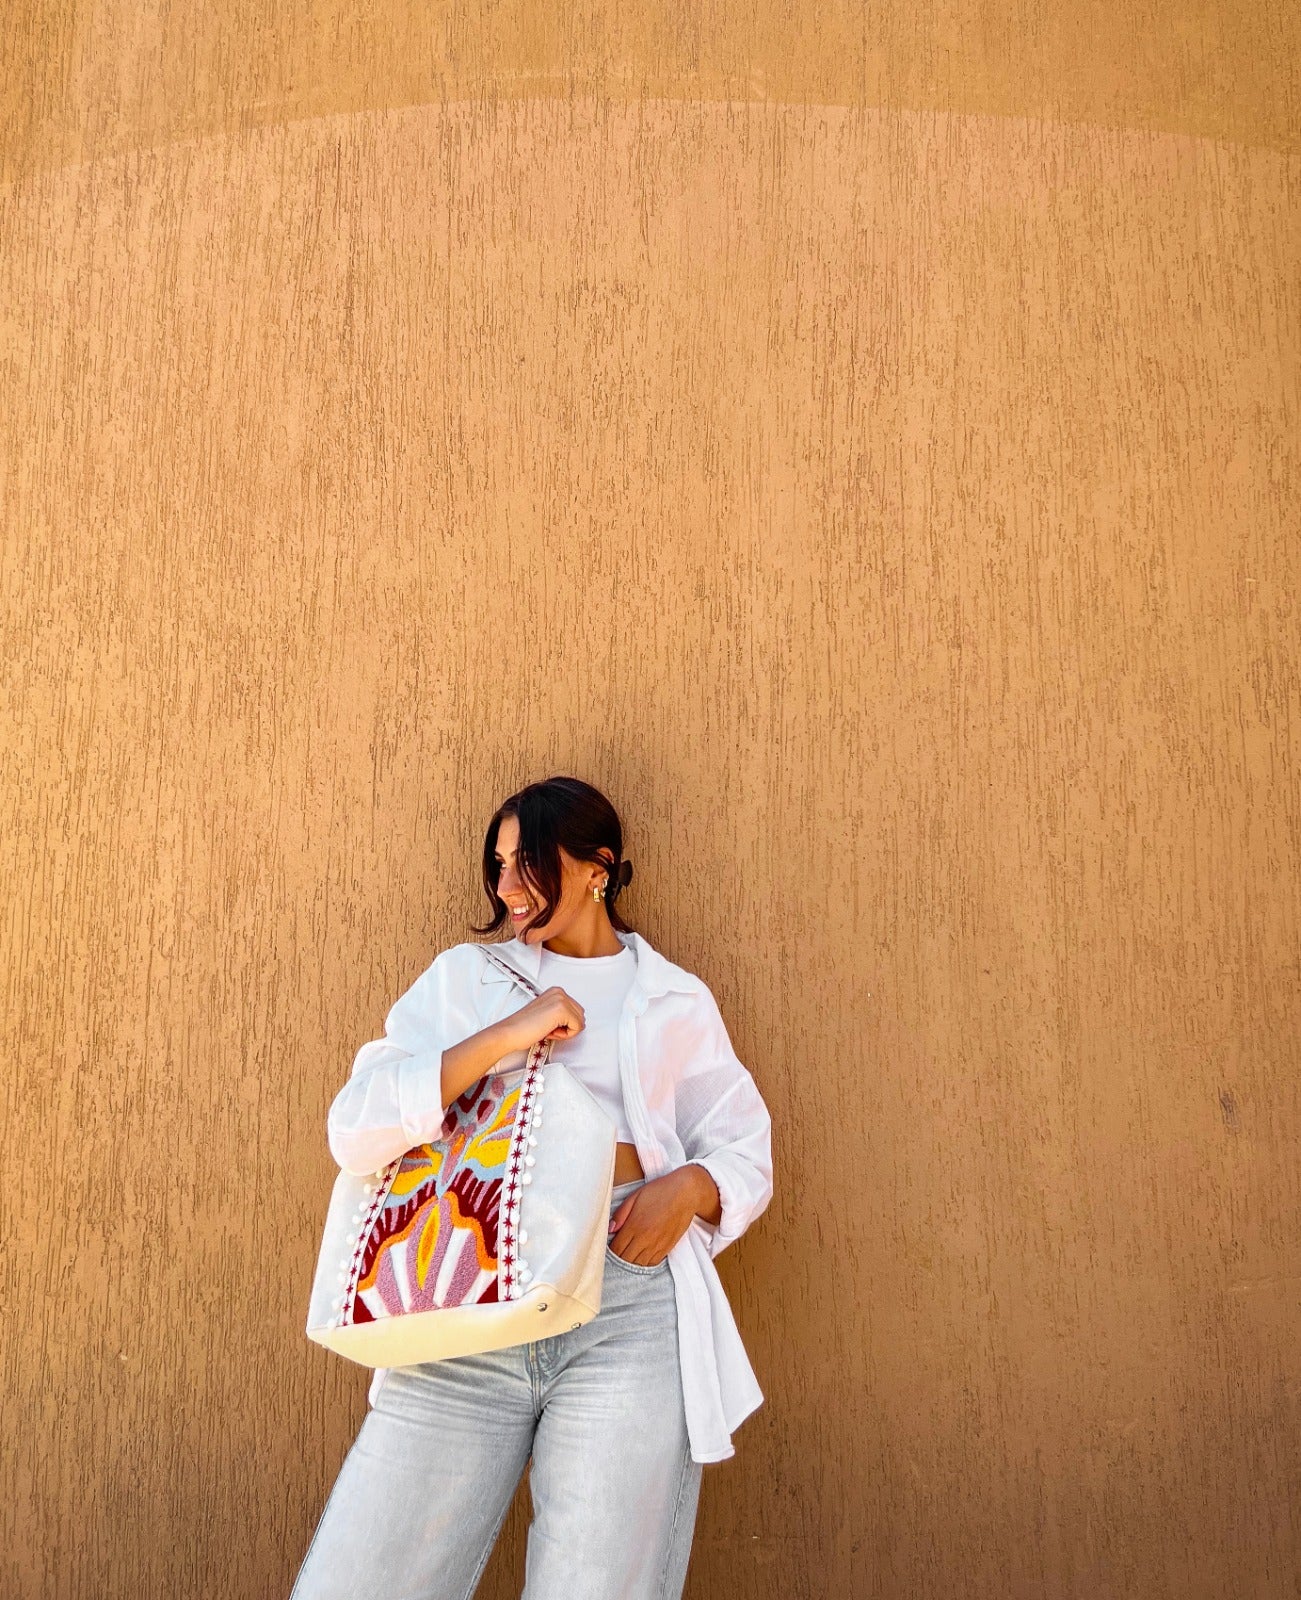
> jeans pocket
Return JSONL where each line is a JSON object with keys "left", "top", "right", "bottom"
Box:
{"left": 605, "top": 1242, "right": 669, "bottom": 1276}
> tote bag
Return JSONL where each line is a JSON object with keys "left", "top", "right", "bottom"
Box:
{"left": 305, "top": 945, "right": 618, "bottom": 1367}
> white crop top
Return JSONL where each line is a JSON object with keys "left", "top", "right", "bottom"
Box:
{"left": 536, "top": 942, "right": 637, "bottom": 1143}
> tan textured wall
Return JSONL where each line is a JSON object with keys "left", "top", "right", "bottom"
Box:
{"left": 2, "top": 7, "right": 1298, "bottom": 1597}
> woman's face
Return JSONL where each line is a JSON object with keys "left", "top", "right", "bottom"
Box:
{"left": 493, "top": 814, "right": 608, "bottom": 943}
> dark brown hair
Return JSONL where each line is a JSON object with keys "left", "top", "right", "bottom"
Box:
{"left": 470, "top": 776, "right": 636, "bottom": 939}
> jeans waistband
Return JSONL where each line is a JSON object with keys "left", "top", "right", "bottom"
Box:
{"left": 610, "top": 1178, "right": 645, "bottom": 1211}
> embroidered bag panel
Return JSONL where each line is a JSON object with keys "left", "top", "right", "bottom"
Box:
{"left": 350, "top": 1075, "right": 521, "bottom": 1320}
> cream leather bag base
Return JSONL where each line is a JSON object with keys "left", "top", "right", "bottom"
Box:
{"left": 305, "top": 947, "right": 618, "bottom": 1367}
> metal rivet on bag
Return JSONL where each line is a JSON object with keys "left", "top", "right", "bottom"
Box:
{"left": 538, "top": 1303, "right": 548, "bottom": 1311}
{"left": 570, "top": 1321, "right": 580, "bottom": 1330}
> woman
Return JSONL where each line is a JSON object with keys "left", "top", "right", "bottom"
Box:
{"left": 291, "top": 776, "right": 773, "bottom": 1600}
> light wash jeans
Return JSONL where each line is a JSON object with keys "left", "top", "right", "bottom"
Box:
{"left": 289, "top": 1180, "right": 702, "bottom": 1600}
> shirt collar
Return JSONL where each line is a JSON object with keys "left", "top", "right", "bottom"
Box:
{"left": 481, "top": 929, "right": 697, "bottom": 999}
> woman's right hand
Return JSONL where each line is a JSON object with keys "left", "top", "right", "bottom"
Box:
{"left": 501, "top": 987, "right": 585, "bottom": 1053}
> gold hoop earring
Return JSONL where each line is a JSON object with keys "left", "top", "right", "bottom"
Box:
{"left": 593, "top": 881, "right": 606, "bottom": 902}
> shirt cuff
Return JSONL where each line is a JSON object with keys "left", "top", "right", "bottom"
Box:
{"left": 687, "top": 1154, "right": 748, "bottom": 1259}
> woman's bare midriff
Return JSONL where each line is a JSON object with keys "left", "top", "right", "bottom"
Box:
{"left": 613, "top": 1141, "right": 645, "bottom": 1184}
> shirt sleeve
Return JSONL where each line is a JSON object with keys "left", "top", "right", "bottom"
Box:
{"left": 326, "top": 944, "right": 487, "bottom": 1177}
{"left": 674, "top": 985, "right": 774, "bottom": 1259}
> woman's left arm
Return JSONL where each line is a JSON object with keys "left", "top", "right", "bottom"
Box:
{"left": 673, "top": 985, "right": 774, "bottom": 1260}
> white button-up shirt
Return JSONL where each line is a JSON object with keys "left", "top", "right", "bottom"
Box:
{"left": 326, "top": 929, "right": 775, "bottom": 1463}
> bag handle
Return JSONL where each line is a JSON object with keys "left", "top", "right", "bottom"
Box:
{"left": 480, "top": 945, "right": 543, "bottom": 998}
{"left": 480, "top": 946, "right": 553, "bottom": 1066}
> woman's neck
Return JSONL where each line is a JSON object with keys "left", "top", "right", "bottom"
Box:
{"left": 539, "top": 926, "right": 625, "bottom": 958}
